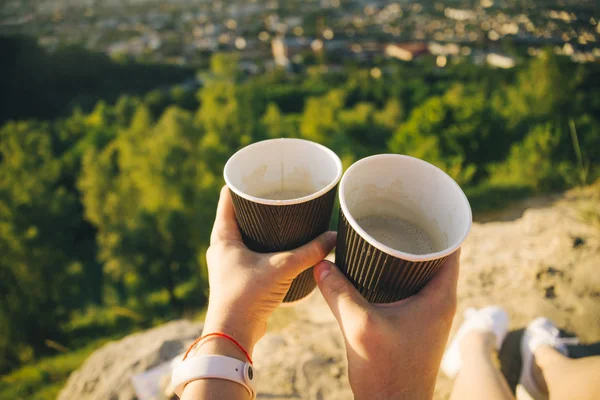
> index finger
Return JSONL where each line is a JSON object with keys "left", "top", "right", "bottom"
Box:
{"left": 210, "top": 186, "right": 243, "bottom": 245}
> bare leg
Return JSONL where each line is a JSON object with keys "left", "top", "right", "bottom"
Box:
{"left": 450, "top": 331, "right": 515, "bottom": 400}
{"left": 534, "top": 345, "right": 600, "bottom": 400}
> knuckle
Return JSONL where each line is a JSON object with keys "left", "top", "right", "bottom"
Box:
{"left": 271, "top": 252, "right": 297, "bottom": 269}
{"left": 274, "top": 236, "right": 331, "bottom": 272}
{"left": 350, "top": 309, "right": 381, "bottom": 345}
{"left": 324, "top": 274, "right": 348, "bottom": 298}
{"left": 311, "top": 238, "right": 327, "bottom": 259}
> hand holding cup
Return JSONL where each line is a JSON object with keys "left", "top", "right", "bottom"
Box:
{"left": 224, "top": 138, "right": 343, "bottom": 303}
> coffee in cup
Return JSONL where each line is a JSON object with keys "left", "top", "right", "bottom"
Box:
{"left": 335, "top": 154, "right": 472, "bottom": 303}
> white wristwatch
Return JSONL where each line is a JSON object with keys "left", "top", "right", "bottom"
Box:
{"left": 171, "top": 354, "right": 256, "bottom": 398}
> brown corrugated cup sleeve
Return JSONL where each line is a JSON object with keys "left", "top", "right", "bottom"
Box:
{"left": 335, "top": 211, "right": 449, "bottom": 303}
{"left": 230, "top": 186, "right": 338, "bottom": 303}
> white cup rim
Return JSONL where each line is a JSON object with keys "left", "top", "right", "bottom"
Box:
{"left": 224, "top": 138, "right": 343, "bottom": 206}
{"left": 339, "top": 154, "right": 472, "bottom": 262}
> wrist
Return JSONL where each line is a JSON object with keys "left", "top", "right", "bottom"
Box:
{"left": 193, "top": 335, "right": 252, "bottom": 364}
{"left": 203, "top": 307, "right": 265, "bottom": 354}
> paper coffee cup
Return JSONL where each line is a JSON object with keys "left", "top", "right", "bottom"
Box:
{"left": 335, "top": 154, "right": 472, "bottom": 303}
{"left": 224, "top": 138, "right": 343, "bottom": 303}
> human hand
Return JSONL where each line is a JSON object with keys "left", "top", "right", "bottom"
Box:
{"left": 203, "top": 186, "right": 336, "bottom": 353}
{"left": 314, "top": 250, "right": 460, "bottom": 400}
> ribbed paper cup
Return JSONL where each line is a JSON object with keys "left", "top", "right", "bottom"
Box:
{"left": 224, "top": 138, "right": 342, "bottom": 304}
{"left": 335, "top": 154, "right": 472, "bottom": 303}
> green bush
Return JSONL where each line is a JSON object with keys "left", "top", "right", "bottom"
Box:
{"left": 0, "top": 339, "right": 111, "bottom": 399}
{"left": 465, "top": 182, "right": 532, "bottom": 214}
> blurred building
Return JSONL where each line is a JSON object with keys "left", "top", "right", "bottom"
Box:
{"left": 385, "top": 43, "right": 429, "bottom": 61}
{"left": 428, "top": 42, "right": 460, "bottom": 57}
{"left": 349, "top": 41, "right": 385, "bottom": 63}
{"left": 271, "top": 36, "right": 312, "bottom": 67}
{"left": 486, "top": 53, "right": 516, "bottom": 68}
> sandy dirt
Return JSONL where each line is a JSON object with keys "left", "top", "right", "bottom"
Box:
{"left": 254, "top": 188, "right": 600, "bottom": 399}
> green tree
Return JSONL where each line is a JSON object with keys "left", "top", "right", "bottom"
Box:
{"left": 209, "top": 53, "right": 241, "bottom": 79}
{"left": 170, "top": 86, "right": 199, "bottom": 111}
{"left": 300, "top": 89, "right": 346, "bottom": 147}
{"left": 0, "top": 121, "right": 85, "bottom": 372}
{"left": 196, "top": 54, "right": 263, "bottom": 152}
{"left": 338, "top": 102, "right": 390, "bottom": 157}
{"left": 261, "top": 103, "right": 300, "bottom": 139}
{"left": 374, "top": 98, "right": 404, "bottom": 130}
{"left": 388, "top": 95, "right": 476, "bottom": 185}
{"left": 114, "top": 95, "right": 143, "bottom": 128}
{"left": 79, "top": 106, "right": 214, "bottom": 308}
{"left": 488, "top": 124, "right": 562, "bottom": 190}
{"left": 495, "top": 51, "right": 581, "bottom": 137}
{"left": 144, "top": 89, "right": 170, "bottom": 119}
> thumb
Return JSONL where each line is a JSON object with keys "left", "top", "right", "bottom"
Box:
{"left": 270, "top": 231, "right": 337, "bottom": 278}
{"left": 314, "top": 260, "right": 369, "bottom": 324}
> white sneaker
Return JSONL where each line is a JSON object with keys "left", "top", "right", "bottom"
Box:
{"left": 441, "top": 306, "right": 509, "bottom": 379}
{"left": 517, "top": 317, "right": 578, "bottom": 400}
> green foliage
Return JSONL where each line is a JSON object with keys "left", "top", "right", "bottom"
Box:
{"left": 464, "top": 183, "right": 532, "bottom": 214}
{"left": 500, "top": 51, "right": 578, "bottom": 126}
{"left": 0, "top": 336, "right": 115, "bottom": 399}
{"left": 210, "top": 53, "right": 241, "bottom": 79}
{"left": 489, "top": 118, "right": 600, "bottom": 191}
{"left": 0, "top": 119, "right": 95, "bottom": 372}
{"left": 261, "top": 103, "right": 301, "bottom": 139}
{"left": 197, "top": 54, "right": 265, "bottom": 151}
{"left": 1, "top": 47, "right": 600, "bottom": 391}
{"left": 374, "top": 98, "right": 405, "bottom": 130}
{"left": 389, "top": 96, "right": 474, "bottom": 185}
{"left": 261, "top": 84, "right": 329, "bottom": 113}
{"left": 0, "top": 35, "right": 194, "bottom": 124}
{"left": 578, "top": 180, "right": 600, "bottom": 229}
{"left": 300, "top": 88, "right": 346, "bottom": 146}
{"left": 79, "top": 106, "right": 213, "bottom": 307}
{"left": 170, "top": 85, "right": 199, "bottom": 111}
{"left": 489, "top": 124, "right": 560, "bottom": 190}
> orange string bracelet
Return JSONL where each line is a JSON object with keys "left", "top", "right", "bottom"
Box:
{"left": 183, "top": 332, "right": 253, "bottom": 365}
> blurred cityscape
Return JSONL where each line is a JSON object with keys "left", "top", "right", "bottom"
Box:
{"left": 1, "top": 0, "right": 599, "bottom": 72}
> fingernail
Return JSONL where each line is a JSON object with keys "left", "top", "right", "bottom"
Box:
{"left": 316, "top": 261, "right": 332, "bottom": 281}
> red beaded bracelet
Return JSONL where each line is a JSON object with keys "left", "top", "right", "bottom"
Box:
{"left": 183, "top": 332, "right": 253, "bottom": 365}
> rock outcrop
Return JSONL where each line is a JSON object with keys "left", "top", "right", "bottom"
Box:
{"left": 58, "top": 320, "right": 202, "bottom": 400}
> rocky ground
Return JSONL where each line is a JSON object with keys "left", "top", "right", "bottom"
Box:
{"left": 60, "top": 187, "right": 600, "bottom": 400}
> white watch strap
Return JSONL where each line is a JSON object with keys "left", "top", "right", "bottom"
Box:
{"left": 171, "top": 354, "right": 256, "bottom": 398}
